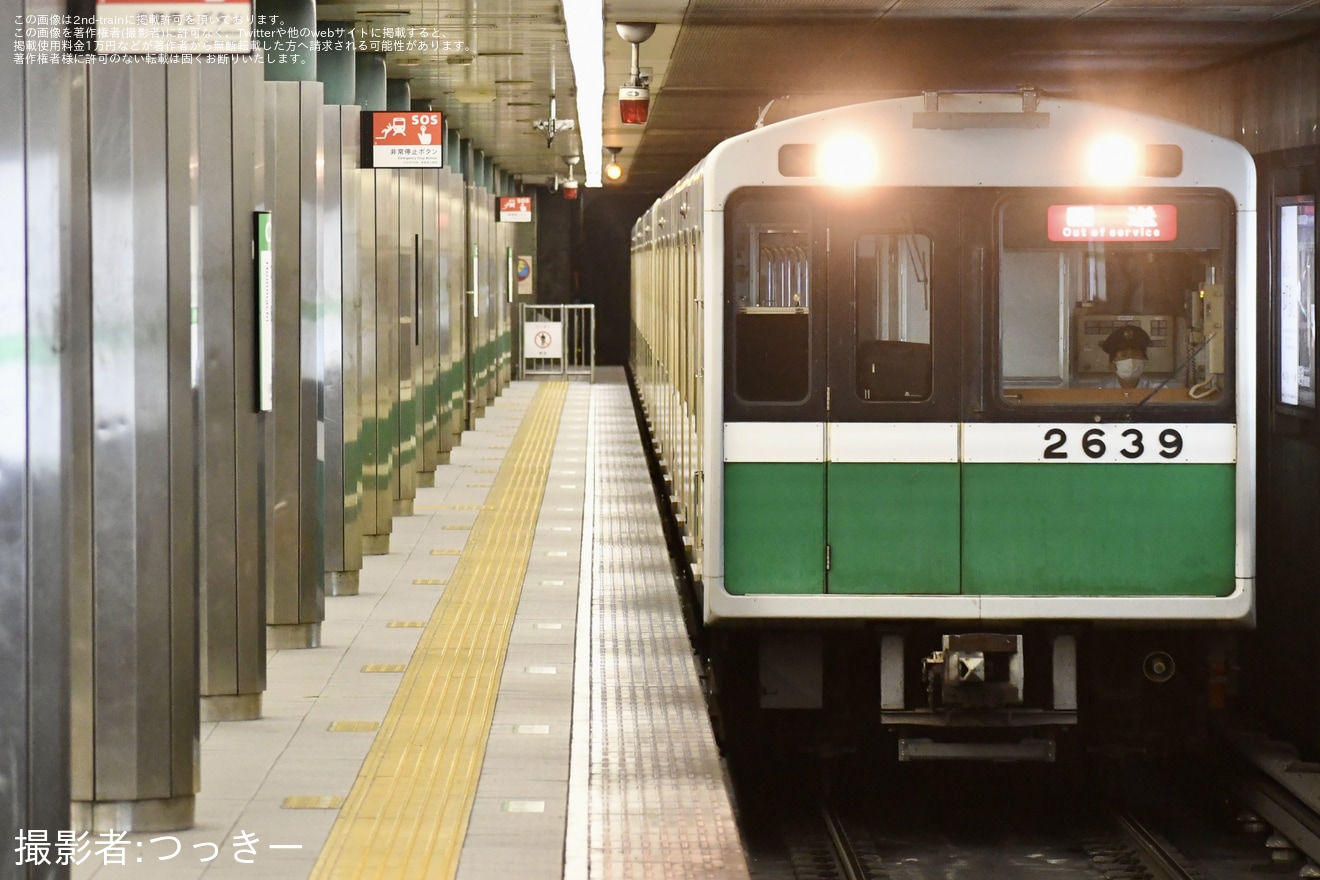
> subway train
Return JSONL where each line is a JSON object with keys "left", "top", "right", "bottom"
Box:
{"left": 630, "top": 91, "right": 1256, "bottom": 760}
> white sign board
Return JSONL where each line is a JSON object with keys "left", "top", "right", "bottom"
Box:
{"left": 524, "top": 321, "right": 562, "bottom": 359}
{"left": 95, "top": 0, "right": 253, "bottom": 53}
{"left": 255, "top": 212, "right": 274, "bottom": 412}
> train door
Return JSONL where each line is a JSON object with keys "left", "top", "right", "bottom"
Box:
{"left": 823, "top": 195, "right": 963, "bottom": 594}
{"left": 722, "top": 190, "right": 962, "bottom": 595}
{"left": 723, "top": 193, "right": 828, "bottom": 594}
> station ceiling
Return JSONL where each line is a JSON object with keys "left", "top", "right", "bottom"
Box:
{"left": 316, "top": 0, "right": 1320, "bottom": 194}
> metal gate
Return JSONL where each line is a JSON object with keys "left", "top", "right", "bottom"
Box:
{"left": 520, "top": 303, "right": 596, "bottom": 381}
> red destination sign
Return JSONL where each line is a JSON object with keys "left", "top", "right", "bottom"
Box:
{"left": 1047, "top": 204, "right": 1177, "bottom": 242}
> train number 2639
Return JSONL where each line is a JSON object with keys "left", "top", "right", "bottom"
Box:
{"left": 1042, "top": 427, "right": 1184, "bottom": 460}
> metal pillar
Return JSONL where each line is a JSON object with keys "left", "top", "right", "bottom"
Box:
{"left": 440, "top": 127, "right": 465, "bottom": 454}
{"left": 357, "top": 161, "right": 391, "bottom": 556}
{"left": 435, "top": 159, "right": 456, "bottom": 463}
{"left": 355, "top": 51, "right": 392, "bottom": 555}
{"left": 319, "top": 28, "right": 363, "bottom": 586}
{"left": 196, "top": 58, "right": 270, "bottom": 722}
{"left": 1, "top": 0, "right": 78, "bottom": 869}
{"left": 470, "top": 150, "right": 491, "bottom": 417}
{"left": 395, "top": 167, "right": 420, "bottom": 516}
{"left": 371, "top": 168, "right": 402, "bottom": 534}
{"left": 256, "top": 0, "right": 317, "bottom": 81}
{"left": 418, "top": 166, "right": 442, "bottom": 480}
{"left": 386, "top": 78, "right": 411, "bottom": 111}
{"left": 323, "top": 103, "right": 365, "bottom": 596}
{"left": 354, "top": 51, "right": 386, "bottom": 112}
{"left": 264, "top": 79, "right": 326, "bottom": 649}
{"left": 317, "top": 22, "right": 357, "bottom": 106}
{"left": 71, "top": 62, "right": 200, "bottom": 833}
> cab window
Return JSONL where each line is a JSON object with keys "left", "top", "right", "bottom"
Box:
{"left": 998, "top": 195, "right": 1232, "bottom": 406}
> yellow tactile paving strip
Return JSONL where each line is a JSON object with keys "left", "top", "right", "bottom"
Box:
{"left": 311, "top": 382, "right": 568, "bottom": 880}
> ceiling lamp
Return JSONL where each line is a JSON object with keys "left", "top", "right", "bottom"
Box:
{"left": 603, "top": 146, "right": 623, "bottom": 181}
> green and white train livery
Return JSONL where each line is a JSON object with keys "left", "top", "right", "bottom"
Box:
{"left": 631, "top": 92, "right": 1254, "bottom": 758}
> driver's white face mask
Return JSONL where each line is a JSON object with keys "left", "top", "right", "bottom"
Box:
{"left": 1115, "top": 358, "right": 1145, "bottom": 382}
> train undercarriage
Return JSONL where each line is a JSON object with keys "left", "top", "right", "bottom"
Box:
{"left": 705, "top": 624, "right": 1235, "bottom": 763}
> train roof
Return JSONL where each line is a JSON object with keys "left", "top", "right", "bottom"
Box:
{"left": 635, "top": 92, "right": 1255, "bottom": 236}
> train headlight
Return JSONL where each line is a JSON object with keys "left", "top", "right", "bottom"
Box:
{"left": 1087, "top": 135, "right": 1139, "bottom": 184}
{"left": 819, "top": 137, "right": 876, "bottom": 186}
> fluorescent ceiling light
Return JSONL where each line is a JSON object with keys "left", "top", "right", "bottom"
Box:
{"left": 561, "top": 0, "right": 603, "bottom": 186}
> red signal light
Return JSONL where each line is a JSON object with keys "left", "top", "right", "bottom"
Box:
{"left": 619, "top": 86, "right": 649, "bottom": 125}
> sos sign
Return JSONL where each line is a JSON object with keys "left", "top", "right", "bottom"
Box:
{"left": 363, "top": 111, "right": 444, "bottom": 168}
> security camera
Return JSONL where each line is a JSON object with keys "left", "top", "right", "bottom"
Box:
{"left": 619, "top": 85, "right": 649, "bottom": 125}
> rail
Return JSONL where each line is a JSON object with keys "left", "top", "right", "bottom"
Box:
{"left": 1112, "top": 809, "right": 1200, "bottom": 880}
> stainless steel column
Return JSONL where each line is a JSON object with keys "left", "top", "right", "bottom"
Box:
{"left": 495, "top": 172, "right": 512, "bottom": 389}
{"left": 387, "top": 74, "right": 416, "bottom": 523}
{"left": 446, "top": 140, "right": 467, "bottom": 444}
{"left": 1, "top": 0, "right": 79, "bottom": 865}
{"left": 319, "top": 28, "right": 361, "bottom": 592}
{"left": 417, "top": 167, "right": 442, "bottom": 480}
{"left": 481, "top": 156, "right": 495, "bottom": 407}
{"left": 323, "top": 104, "right": 364, "bottom": 596}
{"left": 394, "top": 168, "right": 419, "bottom": 516}
{"left": 435, "top": 165, "right": 455, "bottom": 463}
{"left": 374, "top": 168, "right": 402, "bottom": 529}
{"left": 71, "top": 62, "right": 200, "bottom": 833}
{"left": 460, "top": 138, "right": 478, "bottom": 425}
{"left": 355, "top": 52, "right": 391, "bottom": 555}
{"left": 481, "top": 156, "right": 498, "bottom": 403}
{"left": 410, "top": 101, "right": 441, "bottom": 480}
{"left": 357, "top": 163, "right": 389, "bottom": 555}
{"left": 501, "top": 177, "right": 516, "bottom": 389}
{"left": 317, "top": 23, "right": 356, "bottom": 106}
{"left": 472, "top": 156, "right": 492, "bottom": 415}
{"left": 264, "top": 80, "right": 326, "bottom": 649}
{"left": 196, "top": 58, "right": 269, "bottom": 722}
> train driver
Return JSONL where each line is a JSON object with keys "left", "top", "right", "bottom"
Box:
{"left": 1100, "top": 324, "right": 1152, "bottom": 389}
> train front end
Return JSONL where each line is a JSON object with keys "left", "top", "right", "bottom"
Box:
{"left": 695, "top": 93, "right": 1255, "bottom": 759}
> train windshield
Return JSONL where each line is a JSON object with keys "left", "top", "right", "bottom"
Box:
{"left": 997, "top": 193, "right": 1233, "bottom": 406}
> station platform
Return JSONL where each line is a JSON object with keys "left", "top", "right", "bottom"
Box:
{"left": 71, "top": 369, "right": 749, "bottom": 880}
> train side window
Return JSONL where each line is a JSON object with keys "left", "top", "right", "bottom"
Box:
{"left": 729, "top": 198, "right": 813, "bottom": 403}
{"left": 854, "top": 231, "right": 932, "bottom": 401}
{"left": 997, "top": 194, "right": 1232, "bottom": 406}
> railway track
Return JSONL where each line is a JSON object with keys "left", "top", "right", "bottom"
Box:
{"left": 739, "top": 748, "right": 1301, "bottom": 880}
{"left": 819, "top": 805, "right": 871, "bottom": 880}
{"left": 1108, "top": 809, "right": 1201, "bottom": 880}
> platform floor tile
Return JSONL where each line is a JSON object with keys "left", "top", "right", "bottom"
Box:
{"left": 68, "top": 385, "right": 544, "bottom": 880}
{"left": 69, "top": 373, "right": 749, "bottom": 880}
{"left": 573, "top": 377, "right": 749, "bottom": 880}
